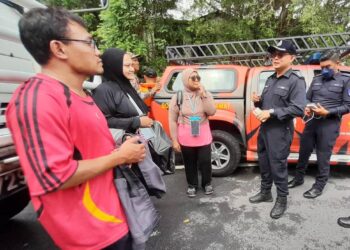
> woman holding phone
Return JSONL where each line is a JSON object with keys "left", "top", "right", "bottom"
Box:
{"left": 169, "top": 68, "right": 216, "bottom": 197}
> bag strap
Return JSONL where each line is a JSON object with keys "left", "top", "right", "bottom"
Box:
{"left": 127, "top": 93, "right": 145, "bottom": 116}
{"left": 176, "top": 90, "right": 183, "bottom": 111}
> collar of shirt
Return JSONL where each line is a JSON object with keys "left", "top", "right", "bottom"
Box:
{"left": 271, "top": 68, "right": 293, "bottom": 79}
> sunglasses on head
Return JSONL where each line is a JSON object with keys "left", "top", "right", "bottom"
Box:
{"left": 190, "top": 75, "right": 201, "bottom": 81}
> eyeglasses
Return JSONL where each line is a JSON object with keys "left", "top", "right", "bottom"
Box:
{"left": 56, "top": 38, "right": 97, "bottom": 49}
{"left": 269, "top": 52, "right": 290, "bottom": 59}
{"left": 190, "top": 75, "right": 201, "bottom": 81}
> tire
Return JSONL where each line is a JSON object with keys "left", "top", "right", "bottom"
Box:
{"left": 0, "top": 187, "right": 30, "bottom": 224}
{"left": 211, "top": 130, "right": 241, "bottom": 177}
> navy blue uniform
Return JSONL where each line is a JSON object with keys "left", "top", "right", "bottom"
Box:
{"left": 255, "top": 68, "right": 306, "bottom": 197}
{"left": 294, "top": 72, "right": 350, "bottom": 191}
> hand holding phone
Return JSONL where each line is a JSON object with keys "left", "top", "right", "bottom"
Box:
{"left": 253, "top": 108, "right": 262, "bottom": 116}
{"left": 306, "top": 103, "right": 318, "bottom": 110}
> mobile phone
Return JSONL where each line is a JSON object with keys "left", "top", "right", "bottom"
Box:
{"left": 253, "top": 108, "right": 262, "bottom": 116}
{"left": 306, "top": 103, "right": 318, "bottom": 109}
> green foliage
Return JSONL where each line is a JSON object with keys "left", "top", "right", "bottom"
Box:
{"left": 37, "top": 0, "right": 350, "bottom": 69}
{"left": 95, "top": 0, "right": 178, "bottom": 70}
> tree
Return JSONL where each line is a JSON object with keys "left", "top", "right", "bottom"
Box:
{"left": 38, "top": 0, "right": 102, "bottom": 32}
{"left": 37, "top": 0, "right": 350, "bottom": 68}
{"left": 96, "top": 0, "right": 178, "bottom": 70}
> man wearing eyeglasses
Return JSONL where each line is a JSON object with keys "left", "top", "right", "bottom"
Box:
{"left": 288, "top": 51, "right": 350, "bottom": 200}
{"left": 6, "top": 7, "right": 146, "bottom": 250}
{"left": 249, "top": 40, "right": 306, "bottom": 219}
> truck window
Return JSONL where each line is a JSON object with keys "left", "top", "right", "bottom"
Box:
{"left": 258, "top": 70, "right": 303, "bottom": 95}
{"left": 257, "top": 71, "right": 274, "bottom": 94}
{"left": 167, "top": 69, "right": 236, "bottom": 93}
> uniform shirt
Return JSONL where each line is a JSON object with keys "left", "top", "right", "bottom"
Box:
{"left": 6, "top": 74, "right": 128, "bottom": 250}
{"left": 307, "top": 72, "right": 350, "bottom": 117}
{"left": 256, "top": 68, "right": 306, "bottom": 121}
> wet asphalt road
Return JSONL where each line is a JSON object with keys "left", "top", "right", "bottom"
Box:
{"left": 2, "top": 164, "right": 350, "bottom": 250}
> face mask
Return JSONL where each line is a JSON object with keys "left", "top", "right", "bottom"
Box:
{"left": 321, "top": 68, "right": 334, "bottom": 80}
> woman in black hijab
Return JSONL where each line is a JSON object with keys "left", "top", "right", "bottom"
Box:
{"left": 93, "top": 48, "right": 154, "bottom": 133}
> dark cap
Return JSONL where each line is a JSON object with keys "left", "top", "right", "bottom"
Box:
{"left": 267, "top": 40, "right": 297, "bottom": 55}
{"left": 144, "top": 68, "right": 157, "bottom": 78}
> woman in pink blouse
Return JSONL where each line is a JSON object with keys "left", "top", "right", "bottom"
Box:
{"left": 169, "top": 68, "right": 216, "bottom": 197}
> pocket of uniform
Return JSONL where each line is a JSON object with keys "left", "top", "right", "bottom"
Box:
{"left": 328, "top": 85, "right": 342, "bottom": 93}
{"left": 311, "top": 83, "right": 322, "bottom": 91}
{"left": 274, "top": 86, "right": 289, "bottom": 97}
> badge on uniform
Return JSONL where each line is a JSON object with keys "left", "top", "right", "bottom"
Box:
{"left": 189, "top": 116, "right": 201, "bottom": 136}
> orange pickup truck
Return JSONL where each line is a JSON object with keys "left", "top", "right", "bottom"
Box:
{"left": 148, "top": 64, "right": 350, "bottom": 176}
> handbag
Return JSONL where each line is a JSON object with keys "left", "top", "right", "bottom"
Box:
{"left": 114, "top": 165, "right": 160, "bottom": 250}
{"left": 126, "top": 94, "right": 175, "bottom": 174}
{"left": 136, "top": 141, "right": 166, "bottom": 197}
{"left": 148, "top": 121, "right": 175, "bottom": 174}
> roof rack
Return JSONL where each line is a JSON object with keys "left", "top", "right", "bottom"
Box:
{"left": 166, "top": 32, "right": 350, "bottom": 67}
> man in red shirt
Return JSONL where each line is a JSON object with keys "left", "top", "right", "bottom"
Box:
{"left": 6, "top": 7, "right": 146, "bottom": 250}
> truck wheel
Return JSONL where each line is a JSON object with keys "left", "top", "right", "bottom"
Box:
{"left": 0, "top": 188, "right": 30, "bottom": 225}
{"left": 211, "top": 130, "right": 241, "bottom": 177}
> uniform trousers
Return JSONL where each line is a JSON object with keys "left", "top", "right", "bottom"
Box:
{"left": 295, "top": 117, "right": 340, "bottom": 191}
{"left": 258, "top": 120, "right": 294, "bottom": 197}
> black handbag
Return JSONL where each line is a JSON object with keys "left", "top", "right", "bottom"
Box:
{"left": 114, "top": 165, "right": 160, "bottom": 250}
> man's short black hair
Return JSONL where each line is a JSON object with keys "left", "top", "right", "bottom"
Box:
{"left": 144, "top": 68, "right": 157, "bottom": 78}
{"left": 18, "top": 7, "right": 86, "bottom": 65}
{"left": 320, "top": 50, "right": 340, "bottom": 63}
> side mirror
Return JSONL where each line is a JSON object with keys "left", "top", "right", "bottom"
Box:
{"left": 71, "top": 0, "right": 109, "bottom": 13}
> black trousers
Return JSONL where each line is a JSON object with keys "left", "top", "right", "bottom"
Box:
{"left": 258, "top": 120, "right": 294, "bottom": 197}
{"left": 181, "top": 144, "right": 212, "bottom": 188}
{"left": 295, "top": 117, "right": 340, "bottom": 191}
{"left": 103, "top": 233, "right": 132, "bottom": 250}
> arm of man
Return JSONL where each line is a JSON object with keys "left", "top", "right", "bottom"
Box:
{"left": 60, "top": 137, "right": 145, "bottom": 189}
{"left": 306, "top": 80, "right": 313, "bottom": 103}
{"left": 327, "top": 77, "right": 350, "bottom": 116}
{"left": 273, "top": 77, "right": 307, "bottom": 120}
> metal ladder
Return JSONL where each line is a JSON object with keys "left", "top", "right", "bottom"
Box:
{"left": 166, "top": 32, "right": 350, "bottom": 67}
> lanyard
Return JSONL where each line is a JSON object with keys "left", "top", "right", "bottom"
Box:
{"left": 186, "top": 93, "right": 197, "bottom": 114}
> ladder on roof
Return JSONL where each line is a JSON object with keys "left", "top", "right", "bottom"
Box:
{"left": 166, "top": 32, "right": 350, "bottom": 67}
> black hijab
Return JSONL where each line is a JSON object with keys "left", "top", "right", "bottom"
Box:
{"left": 101, "top": 48, "right": 149, "bottom": 114}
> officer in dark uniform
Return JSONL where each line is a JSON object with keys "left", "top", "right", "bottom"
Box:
{"left": 250, "top": 40, "right": 306, "bottom": 219}
{"left": 288, "top": 51, "right": 350, "bottom": 199}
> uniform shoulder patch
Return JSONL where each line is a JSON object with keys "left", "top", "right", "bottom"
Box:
{"left": 341, "top": 72, "right": 350, "bottom": 80}
{"left": 291, "top": 71, "right": 304, "bottom": 79}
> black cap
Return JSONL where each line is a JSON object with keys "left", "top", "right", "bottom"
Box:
{"left": 144, "top": 68, "right": 157, "bottom": 78}
{"left": 267, "top": 40, "right": 297, "bottom": 55}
